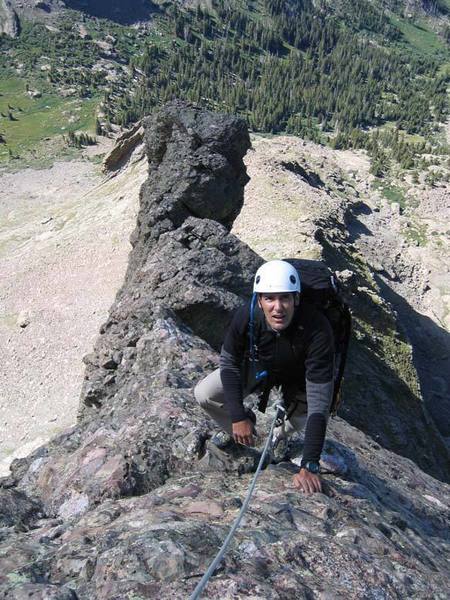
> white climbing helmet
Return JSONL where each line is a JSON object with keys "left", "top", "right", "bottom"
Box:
{"left": 253, "top": 260, "right": 301, "bottom": 293}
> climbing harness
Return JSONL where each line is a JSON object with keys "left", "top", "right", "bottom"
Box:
{"left": 189, "top": 403, "right": 286, "bottom": 600}
{"left": 271, "top": 408, "right": 286, "bottom": 452}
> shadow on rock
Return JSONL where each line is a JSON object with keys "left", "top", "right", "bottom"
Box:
{"left": 320, "top": 238, "right": 450, "bottom": 483}
{"left": 375, "top": 277, "right": 450, "bottom": 441}
{"left": 63, "top": 0, "right": 161, "bottom": 24}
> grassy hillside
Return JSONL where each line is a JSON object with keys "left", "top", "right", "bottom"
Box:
{"left": 0, "top": 0, "right": 448, "bottom": 170}
{"left": 0, "top": 76, "right": 97, "bottom": 163}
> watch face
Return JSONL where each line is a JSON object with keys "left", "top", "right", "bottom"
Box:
{"left": 306, "top": 461, "right": 320, "bottom": 474}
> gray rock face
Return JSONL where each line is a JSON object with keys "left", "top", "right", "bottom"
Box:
{"left": 102, "top": 121, "right": 144, "bottom": 173}
{"left": 0, "top": 0, "right": 20, "bottom": 37}
{"left": 1, "top": 102, "right": 449, "bottom": 599}
{"left": 127, "top": 102, "right": 251, "bottom": 271}
{"left": 316, "top": 204, "right": 450, "bottom": 482}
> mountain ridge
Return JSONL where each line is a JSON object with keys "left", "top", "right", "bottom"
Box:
{"left": 1, "top": 0, "right": 448, "bottom": 178}
{"left": 0, "top": 101, "right": 449, "bottom": 599}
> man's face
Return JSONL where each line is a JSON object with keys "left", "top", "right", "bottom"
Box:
{"left": 258, "top": 293, "right": 296, "bottom": 332}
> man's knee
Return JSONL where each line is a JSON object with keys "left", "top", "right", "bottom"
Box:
{"left": 286, "top": 412, "right": 307, "bottom": 434}
{"left": 194, "top": 377, "right": 208, "bottom": 409}
{"left": 194, "top": 369, "right": 223, "bottom": 410}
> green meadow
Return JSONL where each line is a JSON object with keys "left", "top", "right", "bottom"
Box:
{"left": 0, "top": 75, "right": 98, "bottom": 165}
{"left": 390, "top": 14, "right": 448, "bottom": 59}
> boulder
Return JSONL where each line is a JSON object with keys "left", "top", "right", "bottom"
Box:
{"left": 0, "top": 488, "right": 44, "bottom": 528}
{"left": 102, "top": 121, "right": 144, "bottom": 173}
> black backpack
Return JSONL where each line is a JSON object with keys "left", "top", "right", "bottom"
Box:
{"left": 248, "top": 259, "right": 351, "bottom": 415}
{"left": 287, "top": 258, "right": 351, "bottom": 414}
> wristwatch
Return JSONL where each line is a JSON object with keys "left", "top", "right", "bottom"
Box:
{"left": 300, "top": 460, "right": 320, "bottom": 474}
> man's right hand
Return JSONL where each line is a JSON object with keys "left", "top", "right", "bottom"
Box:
{"left": 232, "top": 419, "right": 255, "bottom": 446}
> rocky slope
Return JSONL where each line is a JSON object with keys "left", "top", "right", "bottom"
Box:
{"left": 235, "top": 135, "right": 450, "bottom": 470}
{"left": 0, "top": 102, "right": 449, "bottom": 599}
{"left": 345, "top": 178, "right": 450, "bottom": 446}
{"left": 0, "top": 139, "right": 145, "bottom": 475}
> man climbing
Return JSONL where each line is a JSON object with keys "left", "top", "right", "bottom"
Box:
{"left": 195, "top": 259, "right": 336, "bottom": 495}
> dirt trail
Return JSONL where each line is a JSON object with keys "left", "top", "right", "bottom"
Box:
{"left": 0, "top": 148, "right": 146, "bottom": 475}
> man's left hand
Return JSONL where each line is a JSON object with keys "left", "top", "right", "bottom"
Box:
{"left": 293, "top": 468, "right": 322, "bottom": 494}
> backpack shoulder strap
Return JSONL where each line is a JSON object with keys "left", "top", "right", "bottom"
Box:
{"left": 249, "top": 293, "right": 258, "bottom": 361}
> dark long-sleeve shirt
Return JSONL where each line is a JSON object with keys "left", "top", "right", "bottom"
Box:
{"left": 219, "top": 299, "right": 334, "bottom": 462}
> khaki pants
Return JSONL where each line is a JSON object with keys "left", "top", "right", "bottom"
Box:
{"left": 194, "top": 368, "right": 307, "bottom": 437}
